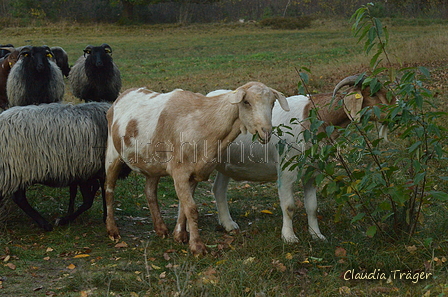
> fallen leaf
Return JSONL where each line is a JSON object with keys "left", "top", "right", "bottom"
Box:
{"left": 285, "top": 253, "right": 293, "bottom": 260}
{"left": 335, "top": 247, "right": 347, "bottom": 258}
{"left": 46, "top": 247, "right": 54, "bottom": 252}
{"left": 405, "top": 245, "right": 417, "bottom": 254}
{"left": 338, "top": 286, "right": 351, "bottom": 295}
{"left": 43, "top": 256, "right": 50, "bottom": 261}
{"left": 151, "top": 264, "right": 161, "bottom": 270}
{"left": 159, "top": 271, "right": 167, "bottom": 278}
{"left": 114, "top": 241, "right": 128, "bottom": 248}
{"left": 3, "top": 255, "right": 10, "bottom": 262}
{"left": 66, "top": 263, "right": 76, "bottom": 270}
{"left": 261, "top": 210, "right": 273, "bottom": 215}
{"left": 73, "top": 254, "right": 90, "bottom": 258}
{"left": 271, "top": 260, "right": 287, "bottom": 272}
{"left": 243, "top": 257, "right": 256, "bottom": 264}
{"left": 6, "top": 262, "right": 16, "bottom": 270}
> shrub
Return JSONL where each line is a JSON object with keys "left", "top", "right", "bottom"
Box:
{"left": 282, "top": 3, "right": 447, "bottom": 240}
{"left": 258, "top": 16, "right": 312, "bottom": 30}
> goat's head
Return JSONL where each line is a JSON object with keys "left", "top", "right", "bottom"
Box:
{"left": 0, "top": 47, "right": 19, "bottom": 69}
{"left": 83, "top": 43, "right": 113, "bottom": 68}
{"left": 17, "top": 46, "right": 54, "bottom": 73}
{"left": 0, "top": 44, "right": 13, "bottom": 59}
{"left": 333, "top": 74, "right": 396, "bottom": 121}
{"left": 333, "top": 74, "right": 396, "bottom": 140}
{"left": 224, "top": 81, "right": 289, "bottom": 144}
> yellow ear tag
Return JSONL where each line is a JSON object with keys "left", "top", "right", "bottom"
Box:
{"left": 355, "top": 93, "right": 362, "bottom": 99}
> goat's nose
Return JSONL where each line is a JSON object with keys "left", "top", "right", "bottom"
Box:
{"left": 261, "top": 127, "right": 272, "bottom": 142}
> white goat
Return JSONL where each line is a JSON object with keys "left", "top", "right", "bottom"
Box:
{"left": 104, "top": 82, "right": 289, "bottom": 255}
{"left": 210, "top": 75, "right": 395, "bottom": 243}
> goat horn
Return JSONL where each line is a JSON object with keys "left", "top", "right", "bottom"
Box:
{"left": 0, "top": 47, "right": 15, "bottom": 52}
{"left": 332, "top": 74, "right": 366, "bottom": 97}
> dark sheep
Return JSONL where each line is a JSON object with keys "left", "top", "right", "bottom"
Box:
{"left": 6, "top": 45, "right": 65, "bottom": 107}
{"left": 0, "top": 102, "right": 112, "bottom": 230}
{"left": 50, "top": 46, "right": 71, "bottom": 77}
{"left": 69, "top": 43, "right": 122, "bottom": 102}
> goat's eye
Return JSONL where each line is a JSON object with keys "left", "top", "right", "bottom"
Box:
{"left": 46, "top": 53, "right": 53, "bottom": 58}
{"left": 105, "top": 49, "right": 112, "bottom": 54}
{"left": 243, "top": 100, "right": 251, "bottom": 106}
{"left": 84, "top": 49, "right": 91, "bottom": 55}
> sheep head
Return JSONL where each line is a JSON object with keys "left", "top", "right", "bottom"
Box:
{"left": 83, "top": 43, "right": 113, "bottom": 68}
{"left": 224, "top": 82, "right": 289, "bottom": 144}
{"left": 17, "top": 46, "right": 55, "bottom": 73}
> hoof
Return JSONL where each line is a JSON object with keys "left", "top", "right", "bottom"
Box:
{"left": 173, "top": 230, "right": 189, "bottom": 243}
{"left": 190, "top": 241, "right": 207, "bottom": 257}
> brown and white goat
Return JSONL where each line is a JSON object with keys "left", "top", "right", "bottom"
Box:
{"left": 104, "top": 82, "right": 289, "bottom": 255}
{"left": 211, "top": 75, "right": 395, "bottom": 243}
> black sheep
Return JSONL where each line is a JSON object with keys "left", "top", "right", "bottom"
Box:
{"left": 69, "top": 43, "right": 121, "bottom": 102}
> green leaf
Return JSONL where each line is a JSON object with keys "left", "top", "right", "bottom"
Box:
{"left": 429, "top": 191, "right": 448, "bottom": 201}
{"left": 351, "top": 212, "right": 366, "bottom": 223}
{"left": 366, "top": 225, "right": 377, "bottom": 238}
{"left": 408, "top": 141, "right": 422, "bottom": 153}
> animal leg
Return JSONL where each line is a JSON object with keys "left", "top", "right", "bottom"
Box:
{"left": 67, "top": 183, "right": 77, "bottom": 215}
{"left": 302, "top": 177, "right": 326, "bottom": 240}
{"left": 105, "top": 156, "right": 124, "bottom": 241}
{"left": 278, "top": 169, "right": 299, "bottom": 243}
{"left": 12, "top": 189, "right": 53, "bottom": 231}
{"left": 213, "top": 172, "right": 239, "bottom": 231}
{"left": 56, "top": 179, "right": 99, "bottom": 226}
{"left": 172, "top": 173, "right": 206, "bottom": 256}
{"left": 144, "top": 176, "right": 169, "bottom": 238}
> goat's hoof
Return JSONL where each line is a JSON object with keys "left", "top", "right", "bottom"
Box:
{"left": 190, "top": 241, "right": 207, "bottom": 257}
{"left": 282, "top": 235, "right": 300, "bottom": 244}
{"left": 155, "top": 226, "right": 169, "bottom": 238}
{"left": 173, "top": 230, "right": 189, "bottom": 243}
{"left": 312, "top": 233, "right": 327, "bottom": 241}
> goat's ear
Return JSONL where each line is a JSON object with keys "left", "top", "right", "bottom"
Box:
{"left": 226, "top": 89, "right": 246, "bottom": 104}
{"left": 343, "top": 91, "right": 364, "bottom": 121}
{"left": 271, "top": 88, "right": 289, "bottom": 111}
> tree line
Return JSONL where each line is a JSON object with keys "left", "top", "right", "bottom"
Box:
{"left": 0, "top": 0, "right": 447, "bottom": 25}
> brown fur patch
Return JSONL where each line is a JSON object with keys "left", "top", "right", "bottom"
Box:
{"left": 123, "top": 118, "right": 139, "bottom": 147}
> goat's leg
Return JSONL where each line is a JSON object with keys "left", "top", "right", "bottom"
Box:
{"left": 302, "top": 177, "right": 326, "bottom": 240}
{"left": 144, "top": 176, "right": 169, "bottom": 238}
{"left": 173, "top": 201, "right": 188, "bottom": 243}
{"left": 172, "top": 173, "right": 206, "bottom": 256}
{"left": 173, "top": 178, "right": 199, "bottom": 243}
{"left": 213, "top": 172, "right": 239, "bottom": 231}
{"left": 105, "top": 156, "right": 124, "bottom": 241}
{"left": 12, "top": 189, "right": 53, "bottom": 231}
{"left": 277, "top": 169, "right": 299, "bottom": 243}
{"left": 57, "top": 179, "right": 99, "bottom": 226}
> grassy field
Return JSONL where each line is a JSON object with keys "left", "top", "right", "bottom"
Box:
{"left": 0, "top": 18, "right": 447, "bottom": 296}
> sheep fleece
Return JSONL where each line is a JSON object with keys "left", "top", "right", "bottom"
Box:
{"left": 0, "top": 102, "right": 110, "bottom": 198}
